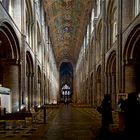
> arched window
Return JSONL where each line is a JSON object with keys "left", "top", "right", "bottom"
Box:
{"left": 107, "top": 0, "right": 117, "bottom": 47}
{"left": 87, "top": 25, "right": 90, "bottom": 46}
{"left": 112, "top": 10, "right": 117, "bottom": 43}
{"left": 97, "top": 0, "right": 101, "bottom": 17}
{"left": 91, "top": 8, "right": 95, "bottom": 33}
{"left": 26, "top": 11, "right": 30, "bottom": 43}
{"left": 1, "top": 0, "right": 9, "bottom": 11}
{"left": 9, "top": 0, "right": 14, "bottom": 16}
{"left": 134, "top": 0, "right": 140, "bottom": 16}
{"left": 1, "top": 0, "right": 14, "bottom": 17}
{"left": 25, "top": 0, "right": 33, "bottom": 48}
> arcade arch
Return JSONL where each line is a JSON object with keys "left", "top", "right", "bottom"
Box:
{"left": 123, "top": 24, "right": 140, "bottom": 94}
{"left": 0, "top": 21, "right": 20, "bottom": 112}
{"left": 106, "top": 51, "right": 116, "bottom": 108}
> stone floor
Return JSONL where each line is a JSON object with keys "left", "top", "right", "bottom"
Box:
{"left": 42, "top": 105, "right": 101, "bottom": 140}
{"left": 0, "top": 104, "right": 126, "bottom": 140}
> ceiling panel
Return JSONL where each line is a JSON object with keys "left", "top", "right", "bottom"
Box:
{"left": 44, "top": 0, "right": 93, "bottom": 66}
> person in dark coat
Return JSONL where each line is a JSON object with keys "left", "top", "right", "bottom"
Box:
{"left": 123, "top": 92, "right": 140, "bottom": 139}
{"left": 100, "top": 94, "right": 113, "bottom": 138}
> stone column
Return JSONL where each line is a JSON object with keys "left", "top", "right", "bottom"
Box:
{"left": 28, "top": 74, "right": 31, "bottom": 110}
{"left": 26, "top": 73, "right": 30, "bottom": 111}
{"left": 37, "top": 80, "right": 41, "bottom": 106}
{"left": 93, "top": 19, "right": 97, "bottom": 106}
{"left": 111, "top": 74, "right": 114, "bottom": 94}
{"left": 44, "top": 83, "right": 46, "bottom": 105}
{"left": 117, "top": 0, "right": 123, "bottom": 93}
{"left": 90, "top": 77, "right": 93, "bottom": 106}
{"left": 101, "top": 0, "right": 106, "bottom": 99}
{"left": 107, "top": 73, "right": 111, "bottom": 95}
{"left": 111, "top": 73, "right": 116, "bottom": 108}
{"left": 31, "top": 73, "right": 34, "bottom": 107}
{"left": 97, "top": 79, "right": 101, "bottom": 105}
{"left": 105, "top": 73, "right": 108, "bottom": 94}
{"left": 125, "top": 65, "right": 136, "bottom": 93}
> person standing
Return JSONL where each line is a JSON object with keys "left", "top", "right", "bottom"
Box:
{"left": 100, "top": 94, "right": 113, "bottom": 139}
{"left": 123, "top": 92, "right": 140, "bottom": 139}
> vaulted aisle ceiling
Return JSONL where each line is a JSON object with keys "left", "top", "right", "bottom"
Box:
{"left": 44, "top": 0, "right": 93, "bottom": 66}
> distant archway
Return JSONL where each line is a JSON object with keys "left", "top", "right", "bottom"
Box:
{"left": 60, "top": 62, "right": 73, "bottom": 103}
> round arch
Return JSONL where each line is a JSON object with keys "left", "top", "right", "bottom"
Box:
{"left": 0, "top": 21, "right": 20, "bottom": 112}
{"left": 123, "top": 24, "right": 140, "bottom": 93}
{"left": 123, "top": 24, "right": 140, "bottom": 62}
{"left": 106, "top": 51, "right": 116, "bottom": 73}
{"left": 107, "top": 0, "right": 117, "bottom": 48}
{"left": 106, "top": 50, "right": 116, "bottom": 108}
{"left": 26, "top": 51, "right": 33, "bottom": 73}
{"left": 0, "top": 21, "right": 20, "bottom": 59}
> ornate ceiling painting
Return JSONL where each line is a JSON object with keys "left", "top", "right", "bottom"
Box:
{"left": 44, "top": 0, "right": 93, "bottom": 66}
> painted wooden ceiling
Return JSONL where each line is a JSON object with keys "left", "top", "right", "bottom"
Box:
{"left": 44, "top": 0, "right": 93, "bottom": 66}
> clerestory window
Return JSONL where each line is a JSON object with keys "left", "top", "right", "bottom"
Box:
{"left": 2, "top": 0, "right": 9, "bottom": 11}
{"left": 134, "top": 0, "right": 140, "bottom": 16}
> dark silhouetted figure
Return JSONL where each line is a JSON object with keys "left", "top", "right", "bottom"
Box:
{"left": 123, "top": 92, "right": 140, "bottom": 139}
{"left": 100, "top": 94, "right": 113, "bottom": 139}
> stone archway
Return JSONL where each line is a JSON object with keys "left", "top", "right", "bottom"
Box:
{"left": 106, "top": 51, "right": 116, "bottom": 108}
{"left": 60, "top": 62, "right": 73, "bottom": 103}
{"left": 0, "top": 22, "right": 20, "bottom": 112}
{"left": 123, "top": 24, "right": 140, "bottom": 94}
